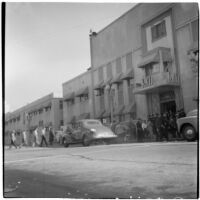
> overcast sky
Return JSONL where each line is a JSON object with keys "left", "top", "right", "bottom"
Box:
{"left": 5, "top": 2, "right": 135, "bottom": 112}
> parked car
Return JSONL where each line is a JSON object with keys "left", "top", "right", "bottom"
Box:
{"left": 114, "top": 120, "right": 138, "bottom": 142}
{"left": 177, "top": 109, "right": 198, "bottom": 141}
{"left": 62, "top": 119, "right": 117, "bottom": 147}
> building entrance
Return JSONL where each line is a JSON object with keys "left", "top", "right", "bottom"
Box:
{"left": 159, "top": 90, "right": 176, "bottom": 115}
{"left": 160, "top": 100, "right": 176, "bottom": 114}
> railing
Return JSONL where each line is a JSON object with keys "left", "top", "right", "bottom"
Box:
{"left": 142, "top": 72, "right": 179, "bottom": 88}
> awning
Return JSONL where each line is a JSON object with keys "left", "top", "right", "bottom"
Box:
{"left": 102, "top": 77, "right": 112, "bottom": 87}
{"left": 121, "top": 68, "right": 134, "bottom": 80}
{"left": 96, "top": 110, "right": 105, "bottom": 119}
{"left": 138, "top": 47, "right": 172, "bottom": 68}
{"left": 44, "top": 102, "right": 52, "bottom": 108}
{"left": 113, "top": 105, "right": 125, "bottom": 116}
{"left": 188, "top": 42, "right": 198, "bottom": 53}
{"left": 123, "top": 103, "right": 136, "bottom": 114}
{"left": 94, "top": 81, "right": 104, "bottom": 90}
{"left": 64, "top": 92, "right": 75, "bottom": 101}
{"left": 110, "top": 73, "right": 123, "bottom": 84}
{"left": 75, "top": 87, "right": 89, "bottom": 97}
{"left": 102, "top": 109, "right": 111, "bottom": 118}
{"left": 78, "top": 113, "right": 90, "bottom": 120}
{"left": 138, "top": 51, "right": 160, "bottom": 68}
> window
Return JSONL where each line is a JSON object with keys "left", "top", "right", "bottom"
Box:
{"left": 145, "top": 64, "right": 153, "bottom": 76}
{"left": 118, "top": 83, "right": 124, "bottom": 106}
{"left": 59, "top": 101, "right": 63, "bottom": 109}
{"left": 191, "top": 19, "right": 199, "bottom": 42}
{"left": 106, "top": 63, "right": 112, "bottom": 78}
{"left": 151, "top": 20, "right": 166, "bottom": 42}
{"left": 116, "top": 57, "right": 122, "bottom": 74}
{"left": 45, "top": 106, "right": 51, "bottom": 112}
{"left": 126, "top": 52, "right": 133, "bottom": 69}
{"left": 60, "top": 120, "right": 63, "bottom": 126}
{"left": 95, "top": 88, "right": 104, "bottom": 96}
{"left": 80, "top": 94, "right": 88, "bottom": 102}
{"left": 67, "top": 99, "right": 74, "bottom": 106}
{"left": 39, "top": 120, "right": 43, "bottom": 126}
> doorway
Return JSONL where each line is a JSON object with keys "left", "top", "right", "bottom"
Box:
{"left": 160, "top": 100, "right": 176, "bottom": 114}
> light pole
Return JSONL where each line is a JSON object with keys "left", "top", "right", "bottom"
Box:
{"left": 105, "top": 84, "right": 115, "bottom": 123}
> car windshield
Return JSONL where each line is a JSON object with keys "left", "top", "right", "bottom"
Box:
{"left": 85, "top": 120, "right": 102, "bottom": 126}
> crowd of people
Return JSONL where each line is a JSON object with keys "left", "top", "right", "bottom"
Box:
{"left": 136, "top": 109, "right": 186, "bottom": 142}
{"left": 8, "top": 126, "right": 55, "bottom": 149}
{"left": 110, "top": 109, "right": 186, "bottom": 143}
{"left": 7, "top": 109, "right": 186, "bottom": 148}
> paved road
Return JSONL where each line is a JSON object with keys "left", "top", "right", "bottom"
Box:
{"left": 4, "top": 142, "right": 198, "bottom": 198}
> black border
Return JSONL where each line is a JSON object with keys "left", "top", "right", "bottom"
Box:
{"left": 2, "top": 1, "right": 6, "bottom": 198}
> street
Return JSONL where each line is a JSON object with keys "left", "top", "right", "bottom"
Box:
{"left": 4, "top": 142, "right": 198, "bottom": 199}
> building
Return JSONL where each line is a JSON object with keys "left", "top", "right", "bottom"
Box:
{"left": 62, "top": 69, "right": 94, "bottom": 126}
{"left": 89, "top": 3, "right": 198, "bottom": 122}
{"left": 5, "top": 93, "right": 63, "bottom": 134}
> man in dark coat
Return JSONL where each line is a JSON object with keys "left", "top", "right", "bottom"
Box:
{"left": 155, "top": 113, "right": 161, "bottom": 141}
{"left": 49, "top": 127, "right": 54, "bottom": 146}
{"left": 136, "top": 119, "right": 143, "bottom": 142}
{"left": 161, "top": 113, "right": 169, "bottom": 141}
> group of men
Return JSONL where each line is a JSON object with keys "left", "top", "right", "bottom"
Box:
{"left": 147, "top": 109, "right": 185, "bottom": 142}
{"left": 8, "top": 126, "right": 55, "bottom": 149}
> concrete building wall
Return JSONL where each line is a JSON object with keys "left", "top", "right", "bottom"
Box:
{"left": 5, "top": 93, "right": 63, "bottom": 134}
{"left": 62, "top": 70, "right": 93, "bottom": 125}
{"left": 90, "top": 3, "right": 198, "bottom": 120}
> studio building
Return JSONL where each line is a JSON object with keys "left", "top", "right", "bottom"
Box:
{"left": 89, "top": 3, "right": 198, "bottom": 122}
{"left": 5, "top": 93, "right": 63, "bottom": 134}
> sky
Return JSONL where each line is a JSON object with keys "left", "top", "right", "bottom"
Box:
{"left": 5, "top": 2, "right": 135, "bottom": 113}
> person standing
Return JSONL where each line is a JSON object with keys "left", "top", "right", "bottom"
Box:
{"left": 147, "top": 119, "right": 154, "bottom": 141}
{"left": 155, "top": 113, "right": 161, "bottom": 142}
{"left": 21, "top": 130, "right": 28, "bottom": 146}
{"left": 9, "top": 130, "right": 17, "bottom": 149}
{"left": 49, "top": 127, "right": 54, "bottom": 146}
{"left": 142, "top": 120, "right": 147, "bottom": 141}
{"left": 136, "top": 119, "right": 143, "bottom": 142}
{"left": 40, "top": 127, "right": 48, "bottom": 147}
{"left": 33, "top": 127, "right": 38, "bottom": 147}
{"left": 161, "top": 113, "right": 169, "bottom": 141}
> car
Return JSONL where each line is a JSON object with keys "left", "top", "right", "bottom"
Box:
{"left": 62, "top": 119, "right": 117, "bottom": 147}
{"left": 177, "top": 109, "right": 198, "bottom": 141}
{"left": 114, "top": 120, "right": 138, "bottom": 142}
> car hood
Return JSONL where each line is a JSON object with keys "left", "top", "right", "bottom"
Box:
{"left": 89, "top": 126, "right": 116, "bottom": 137}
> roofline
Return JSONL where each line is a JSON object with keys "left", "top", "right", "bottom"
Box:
{"left": 96, "top": 3, "right": 141, "bottom": 35}
{"left": 62, "top": 69, "right": 91, "bottom": 86}
{"left": 6, "top": 93, "right": 54, "bottom": 116}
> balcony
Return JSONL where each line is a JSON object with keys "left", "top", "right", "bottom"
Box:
{"left": 134, "top": 72, "right": 180, "bottom": 94}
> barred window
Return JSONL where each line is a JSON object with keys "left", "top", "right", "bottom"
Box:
{"left": 151, "top": 20, "right": 166, "bottom": 42}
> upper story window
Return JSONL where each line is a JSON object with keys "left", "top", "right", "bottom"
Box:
{"left": 59, "top": 100, "right": 63, "bottom": 109}
{"left": 80, "top": 94, "right": 88, "bottom": 102}
{"left": 151, "top": 20, "right": 166, "bottom": 42}
{"left": 191, "top": 19, "right": 198, "bottom": 42}
{"left": 67, "top": 99, "right": 75, "bottom": 106}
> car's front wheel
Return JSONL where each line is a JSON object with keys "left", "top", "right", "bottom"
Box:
{"left": 82, "top": 135, "right": 91, "bottom": 146}
{"left": 182, "top": 125, "right": 196, "bottom": 141}
{"left": 62, "top": 138, "right": 69, "bottom": 147}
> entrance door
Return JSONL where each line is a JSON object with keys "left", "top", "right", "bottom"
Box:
{"left": 160, "top": 100, "right": 176, "bottom": 114}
